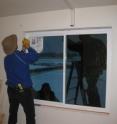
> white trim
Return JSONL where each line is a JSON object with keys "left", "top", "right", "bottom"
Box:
{"left": 105, "top": 30, "right": 112, "bottom": 112}
{"left": 63, "top": 35, "right": 66, "bottom": 103}
{"left": 24, "top": 26, "right": 112, "bottom": 33}
{"left": 34, "top": 99, "right": 110, "bottom": 114}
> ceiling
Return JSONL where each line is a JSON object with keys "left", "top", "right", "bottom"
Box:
{"left": 0, "top": 0, "right": 117, "bottom": 17}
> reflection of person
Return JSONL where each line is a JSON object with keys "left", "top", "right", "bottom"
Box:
{"left": 2, "top": 34, "right": 39, "bottom": 124}
{"left": 36, "top": 83, "right": 59, "bottom": 102}
{"left": 67, "top": 35, "right": 106, "bottom": 107}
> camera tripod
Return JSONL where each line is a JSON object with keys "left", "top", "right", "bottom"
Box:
{"left": 66, "top": 61, "right": 87, "bottom": 105}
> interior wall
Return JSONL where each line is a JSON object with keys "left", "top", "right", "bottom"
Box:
{"left": 0, "top": 6, "right": 117, "bottom": 124}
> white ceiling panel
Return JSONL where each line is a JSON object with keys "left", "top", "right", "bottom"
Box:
{"left": 0, "top": 0, "right": 117, "bottom": 17}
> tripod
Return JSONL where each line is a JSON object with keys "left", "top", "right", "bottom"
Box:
{"left": 66, "top": 61, "right": 87, "bottom": 105}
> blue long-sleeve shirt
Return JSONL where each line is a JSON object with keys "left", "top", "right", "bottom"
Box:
{"left": 4, "top": 47, "right": 39, "bottom": 88}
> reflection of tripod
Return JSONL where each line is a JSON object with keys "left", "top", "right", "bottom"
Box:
{"left": 66, "top": 61, "right": 87, "bottom": 105}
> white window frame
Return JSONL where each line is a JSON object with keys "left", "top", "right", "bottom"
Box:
{"left": 24, "top": 28, "right": 112, "bottom": 113}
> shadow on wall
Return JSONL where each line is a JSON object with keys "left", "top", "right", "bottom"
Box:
{"left": 0, "top": 113, "right": 4, "bottom": 124}
{"left": 0, "top": 79, "right": 3, "bottom": 107}
{"left": 0, "top": 79, "right": 5, "bottom": 124}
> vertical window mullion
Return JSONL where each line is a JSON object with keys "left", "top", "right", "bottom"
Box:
{"left": 63, "top": 35, "right": 67, "bottom": 104}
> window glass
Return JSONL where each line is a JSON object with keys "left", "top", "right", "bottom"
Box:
{"left": 30, "top": 36, "right": 63, "bottom": 102}
{"left": 66, "top": 34, "right": 107, "bottom": 108}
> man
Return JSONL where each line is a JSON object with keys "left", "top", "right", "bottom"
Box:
{"left": 2, "top": 34, "right": 39, "bottom": 124}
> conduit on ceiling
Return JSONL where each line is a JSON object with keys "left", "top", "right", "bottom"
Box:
{"left": 64, "top": 0, "right": 75, "bottom": 27}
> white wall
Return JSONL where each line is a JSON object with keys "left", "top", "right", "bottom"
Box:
{"left": 0, "top": 6, "right": 117, "bottom": 124}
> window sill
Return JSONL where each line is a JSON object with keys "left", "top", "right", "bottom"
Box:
{"left": 34, "top": 99, "right": 110, "bottom": 114}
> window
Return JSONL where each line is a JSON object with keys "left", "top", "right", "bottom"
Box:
{"left": 25, "top": 28, "right": 111, "bottom": 112}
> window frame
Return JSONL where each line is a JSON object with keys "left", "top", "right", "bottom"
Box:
{"left": 24, "top": 28, "right": 112, "bottom": 113}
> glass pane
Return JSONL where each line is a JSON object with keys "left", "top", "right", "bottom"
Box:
{"left": 30, "top": 36, "right": 63, "bottom": 102}
{"left": 66, "top": 34, "right": 107, "bottom": 108}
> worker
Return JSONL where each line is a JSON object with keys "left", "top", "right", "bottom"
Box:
{"left": 2, "top": 34, "right": 39, "bottom": 124}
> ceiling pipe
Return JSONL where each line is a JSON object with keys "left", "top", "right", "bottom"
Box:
{"left": 64, "top": 0, "right": 75, "bottom": 27}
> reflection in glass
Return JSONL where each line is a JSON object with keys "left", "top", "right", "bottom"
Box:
{"left": 36, "top": 82, "right": 59, "bottom": 101}
{"left": 66, "top": 34, "right": 107, "bottom": 107}
{"left": 30, "top": 36, "right": 63, "bottom": 102}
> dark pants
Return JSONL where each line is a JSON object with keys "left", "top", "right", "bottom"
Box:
{"left": 86, "top": 72, "right": 101, "bottom": 107}
{"left": 7, "top": 87, "right": 35, "bottom": 124}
